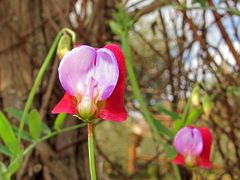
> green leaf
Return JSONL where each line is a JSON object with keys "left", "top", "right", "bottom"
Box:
{"left": 0, "top": 112, "right": 20, "bottom": 156}
{"left": 29, "top": 110, "right": 42, "bottom": 140}
{"left": 109, "top": 21, "right": 123, "bottom": 35}
{"left": 5, "top": 152, "right": 23, "bottom": 178}
{"left": 7, "top": 107, "right": 51, "bottom": 135}
{"left": 164, "top": 145, "right": 177, "bottom": 159}
{"left": 185, "top": 107, "right": 203, "bottom": 125}
{"left": 0, "top": 162, "right": 7, "bottom": 175}
{"left": 54, "top": 113, "right": 67, "bottom": 131}
{"left": 155, "top": 104, "right": 180, "bottom": 120}
{"left": 228, "top": 9, "right": 240, "bottom": 16}
{"left": 198, "top": 0, "right": 206, "bottom": 7}
{"left": 192, "top": 0, "right": 206, "bottom": 7}
{"left": 173, "top": 119, "right": 183, "bottom": 134}
{"left": 0, "top": 144, "right": 12, "bottom": 157}
{"left": 42, "top": 124, "right": 51, "bottom": 135}
{"left": 153, "top": 119, "right": 174, "bottom": 138}
{"left": 111, "top": 4, "right": 132, "bottom": 32}
{"left": 227, "top": 86, "right": 240, "bottom": 97}
{"left": 181, "top": 95, "right": 192, "bottom": 121}
{"left": 6, "top": 107, "right": 26, "bottom": 121}
{"left": 13, "top": 127, "right": 33, "bottom": 142}
{"left": 199, "top": 0, "right": 206, "bottom": 7}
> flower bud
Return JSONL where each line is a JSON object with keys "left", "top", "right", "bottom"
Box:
{"left": 203, "top": 95, "right": 212, "bottom": 117}
{"left": 57, "top": 34, "right": 72, "bottom": 59}
{"left": 191, "top": 85, "right": 200, "bottom": 106}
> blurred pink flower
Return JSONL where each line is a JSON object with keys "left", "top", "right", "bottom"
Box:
{"left": 173, "top": 126, "right": 212, "bottom": 169}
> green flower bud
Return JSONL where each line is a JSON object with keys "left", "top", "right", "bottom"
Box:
{"left": 191, "top": 85, "right": 200, "bottom": 106}
{"left": 203, "top": 95, "right": 213, "bottom": 117}
{"left": 57, "top": 33, "right": 72, "bottom": 59}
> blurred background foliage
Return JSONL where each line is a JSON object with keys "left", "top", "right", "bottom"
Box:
{"left": 0, "top": 0, "right": 240, "bottom": 179}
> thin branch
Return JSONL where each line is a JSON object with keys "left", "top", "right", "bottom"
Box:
{"left": 208, "top": 0, "right": 240, "bottom": 66}
{"left": 129, "top": 0, "right": 173, "bottom": 22}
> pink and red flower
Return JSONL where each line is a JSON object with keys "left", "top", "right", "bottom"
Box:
{"left": 52, "top": 44, "right": 127, "bottom": 122}
{"left": 173, "top": 126, "right": 212, "bottom": 169}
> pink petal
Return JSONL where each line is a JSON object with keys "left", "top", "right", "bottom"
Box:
{"left": 52, "top": 92, "right": 77, "bottom": 114}
{"left": 58, "top": 45, "right": 96, "bottom": 96}
{"left": 94, "top": 48, "right": 119, "bottom": 100}
{"left": 174, "top": 127, "right": 203, "bottom": 156}
{"left": 197, "top": 127, "right": 213, "bottom": 169}
{"left": 99, "top": 44, "right": 127, "bottom": 122}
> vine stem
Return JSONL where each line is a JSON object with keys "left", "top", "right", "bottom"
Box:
{"left": 118, "top": 26, "right": 180, "bottom": 180}
{"left": 88, "top": 123, "right": 97, "bottom": 180}
{"left": 7, "top": 123, "right": 87, "bottom": 177}
{"left": 24, "top": 123, "right": 86, "bottom": 155}
{"left": 192, "top": 170, "right": 197, "bottom": 180}
{"left": 120, "top": 33, "right": 174, "bottom": 138}
{"left": 17, "top": 31, "right": 63, "bottom": 142}
{"left": 17, "top": 28, "right": 76, "bottom": 143}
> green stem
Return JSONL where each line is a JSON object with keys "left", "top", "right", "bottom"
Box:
{"left": 172, "top": 164, "right": 181, "bottom": 180}
{"left": 17, "top": 28, "right": 76, "bottom": 143}
{"left": 120, "top": 30, "right": 180, "bottom": 180}
{"left": 17, "top": 31, "right": 63, "bottom": 142}
{"left": 23, "top": 123, "right": 86, "bottom": 155}
{"left": 7, "top": 123, "right": 87, "bottom": 177}
{"left": 181, "top": 96, "right": 192, "bottom": 126}
{"left": 120, "top": 33, "right": 173, "bottom": 138}
{"left": 120, "top": 34, "right": 156, "bottom": 133}
{"left": 88, "top": 123, "right": 96, "bottom": 180}
{"left": 192, "top": 170, "right": 197, "bottom": 180}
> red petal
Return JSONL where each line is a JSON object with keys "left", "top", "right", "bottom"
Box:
{"left": 99, "top": 44, "right": 127, "bottom": 122}
{"left": 52, "top": 92, "right": 77, "bottom": 115}
{"left": 172, "top": 154, "right": 184, "bottom": 165}
{"left": 197, "top": 127, "right": 213, "bottom": 169}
